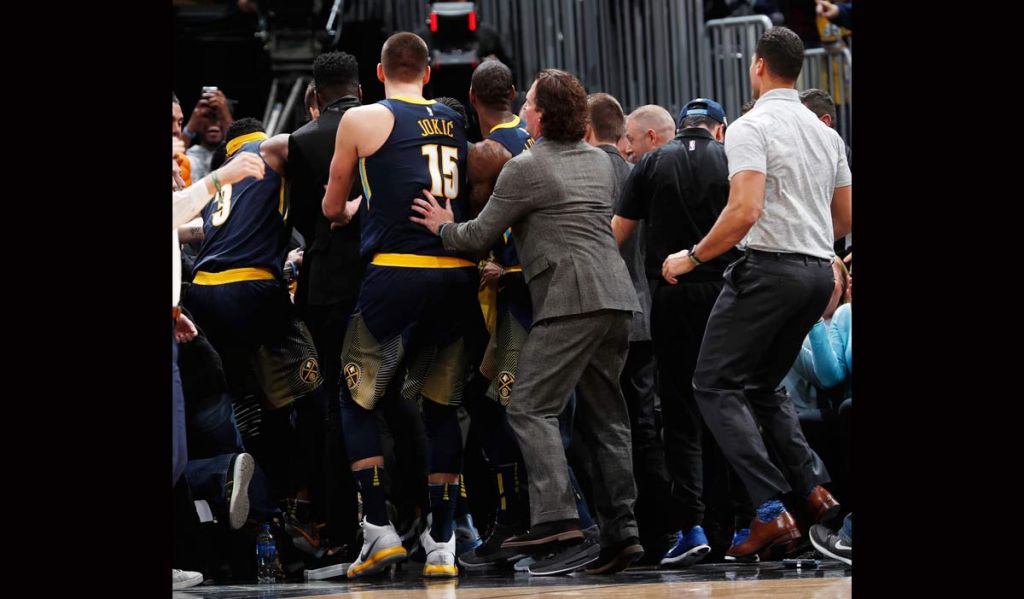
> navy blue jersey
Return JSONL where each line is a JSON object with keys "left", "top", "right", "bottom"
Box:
{"left": 358, "top": 96, "right": 470, "bottom": 259}
{"left": 194, "top": 138, "right": 288, "bottom": 278}
{"left": 485, "top": 116, "right": 533, "bottom": 268}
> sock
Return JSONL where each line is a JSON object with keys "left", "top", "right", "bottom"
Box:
{"left": 756, "top": 498, "right": 785, "bottom": 523}
{"left": 429, "top": 482, "right": 459, "bottom": 543}
{"left": 353, "top": 465, "right": 388, "bottom": 526}
{"left": 494, "top": 462, "right": 524, "bottom": 527}
{"left": 455, "top": 474, "right": 470, "bottom": 519}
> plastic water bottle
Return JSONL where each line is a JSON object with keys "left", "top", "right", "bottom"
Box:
{"left": 256, "top": 523, "right": 282, "bottom": 584}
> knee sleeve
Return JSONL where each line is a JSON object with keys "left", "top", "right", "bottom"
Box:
{"left": 339, "top": 386, "right": 382, "bottom": 463}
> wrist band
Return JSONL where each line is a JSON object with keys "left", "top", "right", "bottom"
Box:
{"left": 211, "top": 171, "right": 222, "bottom": 195}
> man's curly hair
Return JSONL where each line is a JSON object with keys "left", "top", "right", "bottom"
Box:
{"left": 534, "top": 69, "right": 588, "bottom": 143}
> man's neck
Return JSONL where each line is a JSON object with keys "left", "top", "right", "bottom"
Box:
{"left": 476, "top": 108, "right": 515, "bottom": 137}
{"left": 384, "top": 80, "right": 426, "bottom": 100}
{"left": 757, "top": 80, "right": 796, "bottom": 97}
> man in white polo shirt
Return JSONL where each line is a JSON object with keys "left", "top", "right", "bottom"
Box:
{"left": 661, "top": 26, "right": 852, "bottom": 561}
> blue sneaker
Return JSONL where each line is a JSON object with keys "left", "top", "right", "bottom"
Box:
{"left": 724, "top": 528, "right": 759, "bottom": 563}
{"left": 660, "top": 526, "right": 711, "bottom": 567}
{"left": 455, "top": 513, "right": 483, "bottom": 556}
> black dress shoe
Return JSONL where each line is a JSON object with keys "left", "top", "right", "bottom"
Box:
{"left": 501, "top": 519, "right": 583, "bottom": 548}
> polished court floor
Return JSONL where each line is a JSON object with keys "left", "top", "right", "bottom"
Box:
{"left": 173, "top": 560, "right": 852, "bottom": 598}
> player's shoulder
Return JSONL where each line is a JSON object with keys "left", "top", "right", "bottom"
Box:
{"left": 473, "top": 138, "right": 512, "bottom": 159}
{"left": 345, "top": 102, "right": 393, "bottom": 122}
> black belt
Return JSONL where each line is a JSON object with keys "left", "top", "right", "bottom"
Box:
{"left": 745, "top": 248, "right": 831, "bottom": 265}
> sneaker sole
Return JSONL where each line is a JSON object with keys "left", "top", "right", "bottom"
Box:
{"left": 423, "top": 564, "right": 459, "bottom": 578}
{"left": 660, "top": 544, "right": 711, "bottom": 567}
{"left": 502, "top": 529, "right": 585, "bottom": 548}
{"left": 724, "top": 553, "right": 760, "bottom": 563}
{"left": 529, "top": 543, "right": 602, "bottom": 576}
{"left": 347, "top": 546, "right": 408, "bottom": 578}
{"left": 809, "top": 535, "right": 852, "bottom": 566}
{"left": 584, "top": 544, "right": 644, "bottom": 574}
{"left": 228, "top": 453, "right": 255, "bottom": 530}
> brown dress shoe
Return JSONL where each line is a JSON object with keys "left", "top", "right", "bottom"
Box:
{"left": 726, "top": 511, "right": 801, "bottom": 560}
{"left": 806, "top": 485, "right": 841, "bottom": 524}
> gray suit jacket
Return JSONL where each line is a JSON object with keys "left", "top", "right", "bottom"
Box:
{"left": 441, "top": 139, "right": 640, "bottom": 324}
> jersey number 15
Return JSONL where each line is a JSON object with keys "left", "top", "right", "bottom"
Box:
{"left": 421, "top": 144, "right": 459, "bottom": 200}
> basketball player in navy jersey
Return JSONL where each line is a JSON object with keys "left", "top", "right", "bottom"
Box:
{"left": 322, "top": 32, "right": 479, "bottom": 579}
{"left": 185, "top": 118, "right": 332, "bottom": 529}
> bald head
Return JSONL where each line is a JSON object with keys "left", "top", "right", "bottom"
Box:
{"left": 624, "top": 104, "right": 675, "bottom": 163}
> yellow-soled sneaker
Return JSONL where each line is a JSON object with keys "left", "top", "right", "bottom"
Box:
{"left": 421, "top": 526, "right": 459, "bottom": 578}
{"left": 346, "top": 517, "right": 408, "bottom": 578}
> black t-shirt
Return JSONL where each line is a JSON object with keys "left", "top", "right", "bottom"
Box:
{"left": 616, "top": 127, "right": 741, "bottom": 282}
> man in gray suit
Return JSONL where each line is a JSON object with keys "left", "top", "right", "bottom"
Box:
{"left": 411, "top": 69, "right": 644, "bottom": 574}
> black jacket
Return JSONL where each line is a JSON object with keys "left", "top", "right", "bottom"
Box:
{"left": 287, "top": 96, "right": 365, "bottom": 308}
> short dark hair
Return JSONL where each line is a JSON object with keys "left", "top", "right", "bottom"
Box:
{"left": 587, "top": 93, "right": 625, "bottom": 142}
{"left": 755, "top": 27, "right": 804, "bottom": 82}
{"left": 381, "top": 32, "right": 429, "bottom": 83}
{"left": 740, "top": 98, "right": 756, "bottom": 115}
{"left": 225, "top": 117, "right": 265, "bottom": 142}
{"left": 435, "top": 96, "right": 468, "bottom": 124}
{"left": 534, "top": 69, "right": 588, "bottom": 143}
{"left": 313, "top": 51, "right": 359, "bottom": 100}
{"left": 681, "top": 114, "right": 718, "bottom": 130}
{"left": 799, "top": 88, "right": 837, "bottom": 126}
{"left": 471, "top": 60, "right": 514, "bottom": 111}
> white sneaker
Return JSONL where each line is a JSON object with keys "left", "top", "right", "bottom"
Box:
{"left": 420, "top": 526, "right": 458, "bottom": 578}
{"left": 227, "top": 453, "right": 255, "bottom": 530}
{"left": 347, "top": 517, "right": 408, "bottom": 578}
{"left": 172, "top": 569, "right": 203, "bottom": 590}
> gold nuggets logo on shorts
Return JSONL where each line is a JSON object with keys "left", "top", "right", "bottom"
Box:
{"left": 497, "top": 371, "right": 515, "bottom": 406}
{"left": 344, "top": 362, "right": 362, "bottom": 390}
{"left": 300, "top": 358, "right": 321, "bottom": 384}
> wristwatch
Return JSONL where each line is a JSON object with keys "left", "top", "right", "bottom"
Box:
{"left": 688, "top": 245, "right": 704, "bottom": 266}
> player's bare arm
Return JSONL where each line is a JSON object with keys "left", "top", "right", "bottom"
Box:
{"left": 323, "top": 103, "right": 393, "bottom": 225}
